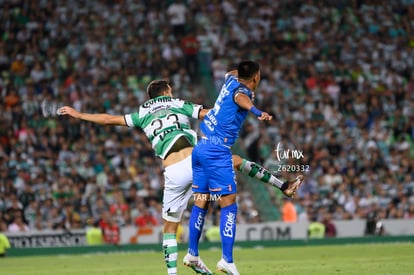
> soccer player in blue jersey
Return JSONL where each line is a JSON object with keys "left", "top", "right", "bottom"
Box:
{"left": 184, "top": 61, "right": 302, "bottom": 274}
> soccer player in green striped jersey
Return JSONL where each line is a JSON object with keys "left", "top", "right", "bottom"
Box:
{"left": 58, "top": 80, "right": 302, "bottom": 275}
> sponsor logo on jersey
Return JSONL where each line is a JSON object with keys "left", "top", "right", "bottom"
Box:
{"left": 142, "top": 97, "right": 173, "bottom": 108}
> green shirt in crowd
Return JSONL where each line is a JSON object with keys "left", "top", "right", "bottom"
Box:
{"left": 205, "top": 226, "right": 221, "bottom": 242}
{"left": 86, "top": 227, "right": 104, "bottom": 245}
{"left": 308, "top": 222, "right": 326, "bottom": 239}
{"left": 0, "top": 233, "right": 11, "bottom": 255}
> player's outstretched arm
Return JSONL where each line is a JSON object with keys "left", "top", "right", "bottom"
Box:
{"left": 58, "top": 106, "right": 126, "bottom": 126}
{"left": 234, "top": 93, "right": 272, "bottom": 121}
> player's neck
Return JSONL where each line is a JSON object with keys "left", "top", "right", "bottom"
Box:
{"left": 238, "top": 79, "right": 253, "bottom": 90}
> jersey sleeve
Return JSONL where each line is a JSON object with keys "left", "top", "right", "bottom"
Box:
{"left": 225, "top": 73, "right": 236, "bottom": 82}
{"left": 124, "top": 112, "right": 141, "bottom": 128}
{"left": 174, "top": 98, "right": 203, "bottom": 119}
{"left": 235, "top": 86, "right": 252, "bottom": 98}
{"left": 230, "top": 77, "right": 252, "bottom": 101}
{"left": 225, "top": 75, "right": 251, "bottom": 98}
{"left": 188, "top": 102, "right": 203, "bottom": 119}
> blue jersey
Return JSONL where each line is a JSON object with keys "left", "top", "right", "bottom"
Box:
{"left": 200, "top": 75, "right": 252, "bottom": 146}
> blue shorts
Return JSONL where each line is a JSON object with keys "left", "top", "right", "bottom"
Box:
{"left": 192, "top": 139, "right": 236, "bottom": 195}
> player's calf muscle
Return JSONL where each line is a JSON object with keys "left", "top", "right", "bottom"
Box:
{"left": 163, "top": 220, "right": 179, "bottom": 233}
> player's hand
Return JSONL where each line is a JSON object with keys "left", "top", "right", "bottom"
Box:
{"left": 57, "top": 106, "right": 81, "bottom": 118}
{"left": 258, "top": 112, "right": 272, "bottom": 121}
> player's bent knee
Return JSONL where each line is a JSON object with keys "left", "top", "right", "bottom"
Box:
{"left": 193, "top": 193, "right": 210, "bottom": 209}
{"left": 218, "top": 193, "right": 237, "bottom": 208}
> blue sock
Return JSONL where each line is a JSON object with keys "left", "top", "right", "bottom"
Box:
{"left": 188, "top": 205, "right": 207, "bottom": 256}
{"left": 220, "top": 203, "right": 237, "bottom": 263}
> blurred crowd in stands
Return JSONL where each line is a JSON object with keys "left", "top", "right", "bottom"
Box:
{"left": 0, "top": 0, "right": 413, "bottom": 239}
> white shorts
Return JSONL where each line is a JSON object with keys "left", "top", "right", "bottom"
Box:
{"left": 162, "top": 155, "right": 193, "bottom": 223}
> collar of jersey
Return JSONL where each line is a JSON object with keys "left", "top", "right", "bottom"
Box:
{"left": 237, "top": 82, "right": 250, "bottom": 92}
{"left": 152, "top": 95, "right": 172, "bottom": 99}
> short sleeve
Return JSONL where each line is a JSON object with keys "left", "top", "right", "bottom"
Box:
{"left": 124, "top": 113, "right": 140, "bottom": 127}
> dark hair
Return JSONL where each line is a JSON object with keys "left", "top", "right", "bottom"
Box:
{"left": 237, "top": 60, "right": 260, "bottom": 80}
{"left": 146, "top": 80, "right": 172, "bottom": 99}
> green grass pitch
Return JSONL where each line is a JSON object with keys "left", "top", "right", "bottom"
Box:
{"left": 2, "top": 243, "right": 413, "bottom": 275}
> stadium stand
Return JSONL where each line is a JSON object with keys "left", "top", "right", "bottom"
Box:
{"left": 0, "top": 0, "right": 413, "bottom": 235}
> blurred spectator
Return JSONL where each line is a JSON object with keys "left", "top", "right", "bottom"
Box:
{"left": 282, "top": 198, "right": 297, "bottom": 223}
{"left": 99, "top": 212, "right": 120, "bottom": 245}
{"left": 5, "top": 195, "right": 24, "bottom": 225}
{"left": 23, "top": 200, "right": 38, "bottom": 229}
{"left": 47, "top": 207, "right": 65, "bottom": 230}
{"left": 0, "top": 222, "right": 10, "bottom": 257}
{"left": 307, "top": 215, "right": 326, "bottom": 239}
{"left": 91, "top": 196, "right": 109, "bottom": 222}
{"left": 196, "top": 26, "right": 213, "bottom": 77}
{"left": 167, "top": 0, "right": 188, "bottom": 39}
{"left": 62, "top": 202, "right": 82, "bottom": 229}
{"left": 322, "top": 213, "right": 337, "bottom": 238}
{"left": 109, "top": 189, "right": 130, "bottom": 226}
{"left": 181, "top": 30, "right": 200, "bottom": 83}
{"left": 8, "top": 215, "right": 29, "bottom": 233}
{"left": 134, "top": 204, "right": 159, "bottom": 228}
{"left": 175, "top": 223, "right": 186, "bottom": 244}
{"left": 365, "top": 207, "right": 387, "bottom": 236}
{"left": 78, "top": 203, "right": 91, "bottom": 227}
{"left": 4, "top": 88, "right": 20, "bottom": 110}
{"left": 86, "top": 220, "right": 104, "bottom": 246}
{"left": 205, "top": 224, "right": 220, "bottom": 242}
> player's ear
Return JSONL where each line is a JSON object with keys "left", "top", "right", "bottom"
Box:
{"left": 252, "top": 76, "right": 257, "bottom": 84}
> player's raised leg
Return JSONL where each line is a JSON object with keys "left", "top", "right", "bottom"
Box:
{"left": 233, "top": 155, "right": 303, "bottom": 197}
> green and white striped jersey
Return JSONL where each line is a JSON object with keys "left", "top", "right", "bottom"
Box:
{"left": 124, "top": 96, "right": 202, "bottom": 159}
